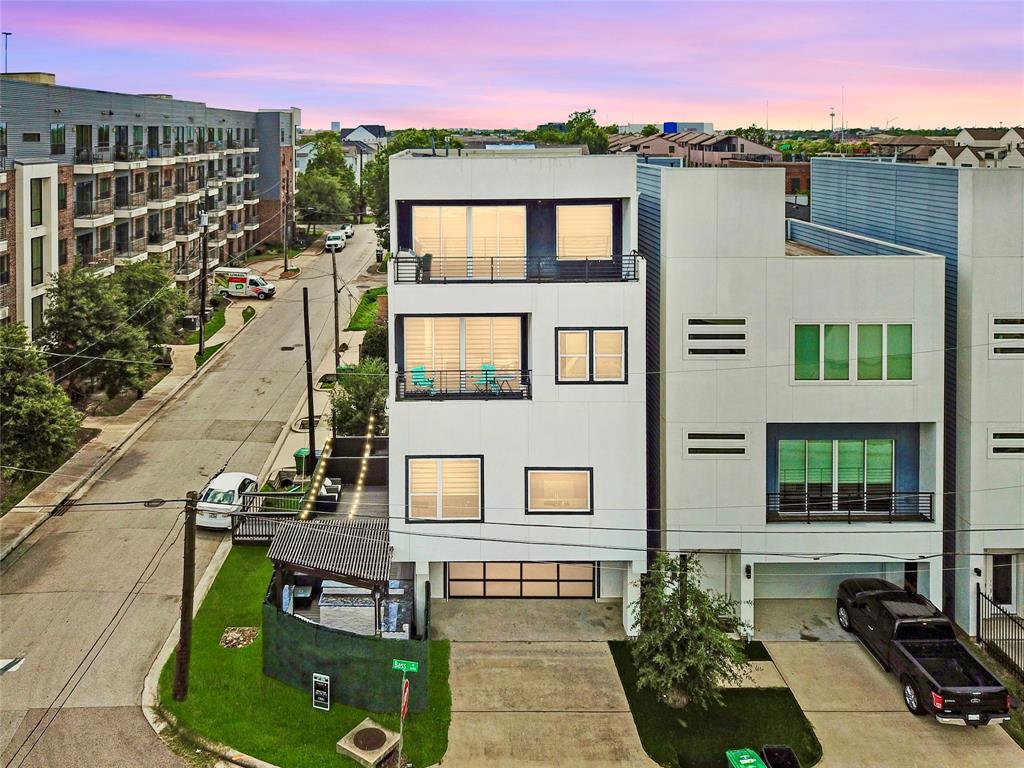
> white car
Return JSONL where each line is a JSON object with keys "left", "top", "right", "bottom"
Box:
{"left": 325, "top": 231, "right": 346, "bottom": 252}
{"left": 342, "top": 224, "right": 354, "bottom": 238}
{"left": 196, "top": 471, "right": 258, "bottom": 529}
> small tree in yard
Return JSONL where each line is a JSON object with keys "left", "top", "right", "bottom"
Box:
{"left": 113, "top": 259, "right": 188, "bottom": 347}
{"left": 630, "top": 552, "right": 750, "bottom": 710}
{"left": 330, "top": 357, "right": 388, "bottom": 436}
{"left": 359, "top": 322, "right": 388, "bottom": 363}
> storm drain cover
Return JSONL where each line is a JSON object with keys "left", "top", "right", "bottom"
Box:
{"left": 280, "top": 345, "right": 295, "bottom": 351}
{"left": 353, "top": 727, "right": 387, "bottom": 751}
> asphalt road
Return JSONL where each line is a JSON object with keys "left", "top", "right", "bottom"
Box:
{"left": 0, "top": 227, "right": 377, "bottom": 768}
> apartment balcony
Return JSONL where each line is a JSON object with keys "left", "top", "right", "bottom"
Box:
{"left": 73, "top": 147, "right": 114, "bottom": 173}
{"left": 175, "top": 179, "right": 202, "bottom": 201}
{"left": 765, "top": 491, "right": 934, "bottom": 524}
{"left": 243, "top": 163, "right": 260, "bottom": 179}
{"left": 174, "top": 256, "right": 202, "bottom": 281}
{"left": 227, "top": 139, "right": 243, "bottom": 151}
{"left": 114, "top": 144, "right": 148, "bottom": 168}
{"left": 392, "top": 250, "right": 640, "bottom": 284}
{"left": 174, "top": 141, "right": 197, "bottom": 158}
{"left": 114, "top": 236, "right": 149, "bottom": 265}
{"left": 244, "top": 137, "right": 260, "bottom": 151}
{"left": 208, "top": 198, "right": 227, "bottom": 212}
{"left": 396, "top": 368, "right": 532, "bottom": 401}
{"left": 0, "top": 219, "right": 8, "bottom": 251}
{"left": 244, "top": 218, "right": 260, "bottom": 231}
{"left": 225, "top": 167, "right": 244, "bottom": 182}
{"left": 175, "top": 220, "right": 201, "bottom": 241}
{"left": 0, "top": 282, "right": 13, "bottom": 311}
{"left": 76, "top": 244, "right": 115, "bottom": 270}
{"left": 244, "top": 189, "right": 260, "bottom": 204}
{"left": 147, "top": 185, "right": 176, "bottom": 209}
{"left": 114, "top": 190, "right": 148, "bottom": 216}
{"left": 226, "top": 197, "right": 245, "bottom": 211}
{"left": 73, "top": 197, "right": 115, "bottom": 227}
{"left": 147, "top": 227, "right": 177, "bottom": 253}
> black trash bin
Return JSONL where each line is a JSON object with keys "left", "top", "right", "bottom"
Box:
{"left": 761, "top": 745, "right": 801, "bottom": 768}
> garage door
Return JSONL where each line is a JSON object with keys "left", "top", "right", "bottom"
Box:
{"left": 447, "top": 562, "right": 595, "bottom": 598}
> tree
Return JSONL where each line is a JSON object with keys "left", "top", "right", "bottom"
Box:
{"left": 41, "top": 268, "right": 154, "bottom": 399}
{"left": 0, "top": 322, "right": 82, "bottom": 498}
{"left": 630, "top": 552, "right": 749, "bottom": 710}
{"left": 113, "top": 259, "right": 187, "bottom": 347}
{"left": 641, "top": 124, "right": 659, "bottom": 137}
{"left": 296, "top": 169, "right": 351, "bottom": 228}
{"left": 566, "top": 109, "right": 609, "bottom": 154}
{"left": 359, "top": 322, "right": 388, "bottom": 363}
{"left": 330, "top": 357, "right": 388, "bottom": 436}
{"left": 732, "top": 124, "right": 769, "bottom": 147}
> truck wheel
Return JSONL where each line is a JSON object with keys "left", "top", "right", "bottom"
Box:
{"left": 257, "top": 291, "right": 267, "bottom": 300}
{"left": 220, "top": 290, "right": 230, "bottom": 299}
{"left": 902, "top": 677, "right": 926, "bottom": 716}
{"left": 836, "top": 600, "right": 853, "bottom": 632}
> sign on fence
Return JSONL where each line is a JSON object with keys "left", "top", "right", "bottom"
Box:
{"left": 312, "top": 673, "right": 330, "bottom": 711}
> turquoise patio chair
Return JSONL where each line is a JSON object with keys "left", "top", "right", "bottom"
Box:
{"left": 410, "top": 365, "right": 435, "bottom": 394}
{"left": 472, "top": 363, "right": 498, "bottom": 393}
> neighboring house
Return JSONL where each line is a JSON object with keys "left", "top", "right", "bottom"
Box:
{"left": 610, "top": 131, "right": 781, "bottom": 166}
{"left": 1001, "top": 127, "right": 1024, "bottom": 150}
{"left": 341, "top": 140, "right": 376, "bottom": 185}
{"left": 866, "top": 135, "right": 946, "bottom": 157}
{"left": 805, "top": 158, "right": 1024, "bottom": 636}
{"left": 930, "top": 145, "right": 983, "bottom": 167}
{"left": 0, "top": 72, "right": 297, "bottom": 320}
{"left": 387, "top": 151, "right": 647, "bottom": 634}
{"left": 638, "top": 164, "right": 945, "bottom": 630}
{"left": 342, "top": 124, "right": 387, "bottom": 149}
{"left": 294, "top": 141, "right": 318, "bottom": 173}
{"left": 954, "top": 127, "right": 1007, "bottom": 148}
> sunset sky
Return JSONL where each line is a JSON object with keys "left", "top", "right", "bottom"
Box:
{"left": 3, "top": 1, "right": 1022, "bottom": 131}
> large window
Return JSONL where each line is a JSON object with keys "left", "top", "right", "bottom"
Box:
{"left": 526, "top": 469, "right": 593, "bottom": 514}
{"left": 556, "top": 204, "right": 612, "bottom": 260}
{"left": 795, "top": 323, "right": 911, "bottom": 381}
{"left": 97, "top": 124, "right": 111, "bottom": 149}
{"left": 31, "top": 295, "right": 44, "bottom": 340}
{"left": 411, "top": 205, "right": 525, "bottom": 279}
{"left": 556, "top": 328, "right": 626, "bottom": 383}
{"left": 31, "top": 236, "right": 44, "bottom": 285}
{"left": 0, "top": 253, "right": 9, "bottom": 285}
{"left": 407, "top": 457, "right": 482, "bottom": 521}
{"left": 402, "top": 315, "right": 522, "bottom": 393}
{"left": 50, "top": 123, "right": 65, "bottom": 155}
{"left": 779, "top": 439, "right": 894, "bottom": 511}
{"left": 30, "top": 178, "right": 43, "bottom": 226}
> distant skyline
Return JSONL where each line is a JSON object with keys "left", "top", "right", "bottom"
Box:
{"left": 3, "top": 1, "right": 1022, "bottom": 131}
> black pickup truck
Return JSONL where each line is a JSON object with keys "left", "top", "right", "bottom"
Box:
{"left": 836, "top": 578, "right": 1011, "bottom": 726}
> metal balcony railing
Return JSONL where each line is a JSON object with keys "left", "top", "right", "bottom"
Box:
{"left": 175, "top": 141, "right": 197, "bottom": 156}
{"left": 205, "top": 140, "right": 224, "bottom": 152}
{"left": 175, "top": 256, "right": 201, "bottom": 275}
{"left": 0, "top": 219, "right": 8, "bottom": 241}
{"left": 0, "top": 282, "right": 12, "bottom": 308}
{"left": 209, "top": 199, "right": 227, "bottom": 211}
{"left": 226, "top": 166, "right": 243, "bottom": 178}
{"left": 114, "top": 235, "right": 146, "bottom": 258}
{"left": 175, "top": 179, "right": 199, "bottom": 194}
{"left": 148, "top": 228, "right": 174, "bottom": 244}
{"left": 148, "top": 185, "right": 175, "bottom": 201}
{"left": 176, "top": 220, "right": 199, "bottom": 235}
{"left": 244, "top": 137, "right": 260, "bottom": 149}
{"left": 74, "top": 147, "right": 111, "bottom": 164}
{"left": 76, "top": 245, "right": 114, "bottom": 269}
{"left": 115, "top": 190, "right": 147, "bottom": 209}
{"left": 396, "top": 368, "right": 532, "bottom": 400}
{"left": 148, "top": 143, "right": 176, "bottom": 158}
{"left": 227, "top": 139, "right": 243, "bottom": 150}
{"left": 74, "top": 197, "right": 114, "bottom": 217}
{"left": 393, "top": 250, "right": 641, "bottom": 284}
{"left": 114, "top": 144, "right": 146, "bottom": 162}
{"left": 765, "top": 491, "right": 934, "bottom": 523}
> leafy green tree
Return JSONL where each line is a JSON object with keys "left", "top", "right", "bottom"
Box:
{"left": 41, "top": 269, "right": 154, "bottom": 399}
{"left": 641, "top": 124, "right": 659, "bottom": 137}
{"left": 0, "top": 322, "right": 82, "bottom": 497}
{"left": 296, "top": 169, "right": 351, "bottom": 228}
{"left": 113, "top": 259, "right": 187, "bottom": 347}
{"left": 732, "top": 124, "right": 769, "bottom": 146}
{"left": 630, "top": 552, "right": 749, "bottom": 710}
{"left": 566, "top": 109, "right": 609, "bottom": 154}
{"left": 359, "top": 322, "right": 388, "bottom": 363}
{"left": 330, "top": 357, "right": 388, "bottom": 436}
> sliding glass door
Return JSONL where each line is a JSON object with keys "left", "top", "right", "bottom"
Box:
{"left": 779, "top": 438, "right": 894, "bottom": 514}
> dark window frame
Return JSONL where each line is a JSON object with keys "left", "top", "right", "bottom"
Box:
{"left": 30, "top": 178, "right": 43, "bottom": 226}
{"left": 524, "top": 467, "right": 595, "bottom": 515}
{"left": 30, "top": 235, "right": 44, "bottom": 285}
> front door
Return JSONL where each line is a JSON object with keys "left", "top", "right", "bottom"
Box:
{"left": 992, "top": 554, "right": 1016, "bottom": 612}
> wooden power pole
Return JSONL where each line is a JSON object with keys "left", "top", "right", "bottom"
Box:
{"left": 172, "top": 490, "right": 198, "bottom": 701}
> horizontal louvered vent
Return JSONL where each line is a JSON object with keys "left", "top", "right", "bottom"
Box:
{"left": 684, "top": 431, "right": 748, "bottom": 458}
{"left": 990, "top": 430, "right": 1024, "bottom": 458}
{"left": 991, "top": 317, "right": 1024, "bottom": 356}
{"left": 684, "top": 317, "right": 747, "bottom": 357}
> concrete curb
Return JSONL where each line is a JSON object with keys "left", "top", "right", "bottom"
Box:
{"left": 0, "top": 297, "right": 260, "bottom": 563}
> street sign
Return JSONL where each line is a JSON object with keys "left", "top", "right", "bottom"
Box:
{"left": 401, "top": 678, "right": 410, "bottom": 720}
{"left": 312, "top": 673, "right": 330, "bottom": 711}
{"left": 392, "top": 658, "right": 419, "bottom": 673}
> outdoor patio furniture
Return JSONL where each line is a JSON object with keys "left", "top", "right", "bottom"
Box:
{"left": 472, "top": 363, "right": 498, "bottom": 393}
{"left": 410, "top": 365, "right": 435, "bottom": 394}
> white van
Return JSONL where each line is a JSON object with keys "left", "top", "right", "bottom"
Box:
{"left": 213, "top": 267, "right": 276, "bottom": 300}
{"left": 325, "top": 231, "right": 346, "bottom": 252}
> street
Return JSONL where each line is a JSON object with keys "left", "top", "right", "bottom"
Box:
{"left": 0, "top": 228, "right": 377, "bottom": 768}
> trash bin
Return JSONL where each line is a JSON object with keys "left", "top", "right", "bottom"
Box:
{"left": 726, "top": 749, "right": 768, "bottom": 768}
{"left": 375, "top": 248, "right": 383, "bottom": 263}
{"left": 761, "top": 745, "right": 801, "bottom": 768}
{"left": 294, "top": 448, "right": 310, "bottom": 476}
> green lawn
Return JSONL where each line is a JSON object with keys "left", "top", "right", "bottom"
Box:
{"left": 609, "top": 641, "right": 822, "bottom": 768}
{"left": 183, "top": 305, "right": 227, "bottom": 345}
{"left": 242, "top": 306, "right": 256, "bottom": 325}
{"left": 159, "top": 547, "right": 451, "bottom": 768}
{"left": 346, "top": 287, "right": 387, "bottom": 331}
{"left": 194, "top": 343, "right": 223, "bottom": 368}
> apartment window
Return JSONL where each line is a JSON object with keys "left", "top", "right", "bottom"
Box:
{"left": 0, "top": 253, "right": 9, "bottom": 284}
{"left": 58, "top": 239, "right": 67, "bottom": 266}
{"left": 990, "top": 316, "right": 1024, "bottom": 356}
{"left": 556, "top": 328, "right": 627, "bottom": 383}
{"left": 162, "top": 125, "right": 172, "bottom": 144}
{"left": 22, "top": 133, "right": 41, "bottom": 143}
{"left": 31, "top": 295, "right": 44, "bottom": 340}
{"left": 31, "top": 236, "right": 44, "bottom": 285}
{"left": 684, "top": 316, "right": 747, "bottom": 357}
{"left": 794, "top": 323, "right": 848, "bottom": 380}
{"left": 0, "top": 190, "right": 7, "bottom": 218}
{"left": 407, "top": 457, "right": 482, "bottom": 521}
{"left": 526, "top": 468, "right": 593, "bottom": 514}
{"left": 98, "top": 177, "right": 111, "bottom": 199}
{"left": 50, "top": 123, "right": 66, "bottom": 155}
{"left": 0, "top": 122, "right": 6, "bottom": 152}
{"left": 402, "top": 315, "right": 522, "bottom": 391}
{"left": 990, "top": 430, "right": 1024, "bottom": 457}
{"left": 411, "top": 205, "right": 526, "bottom": 279}
{"left": 133, "top": 125, "right": 144, "bottom": 146}
{"left": 684, "top": 431, "right": 748, "bottom": 457}
{"left": 97, "top": 124, "right": 110, "bottom": 149}
{"left": 30, "top": 178, "right": 43, "bottom": 226}
{"left": 58, "top": 183, "right": 67, "bottom": 210}
{"left": 779, "top": 438, "right": 894, "bottom": 508}
{"left": 556, "top": 204, "right": 612, "bottom": 260}
{"left": 856, "top": 324, "right": 912, "bottom": 380}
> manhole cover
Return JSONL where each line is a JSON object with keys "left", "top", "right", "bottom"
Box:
{"left": 353, "top": 727, "right": 387, "bottom": 751}
{"left": 144, "top": 498, "right": 166, "bottom": 508}
{"left": 280, "top": 345, "right": 295, "bottom": 351}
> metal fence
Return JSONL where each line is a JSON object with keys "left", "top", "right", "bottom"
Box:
{"left": 977, "top": 584, "right": 1024, "bottom": 681}
{"left": 231, "top": 491, "right": 306, "bottom": 544}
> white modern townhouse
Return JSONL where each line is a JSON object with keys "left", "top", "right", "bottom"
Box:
{"left": 638, "top": 163, "right": 946, "bottom": 634}
{"left": 387, "top": 150, "right": 648, "bottom": 634}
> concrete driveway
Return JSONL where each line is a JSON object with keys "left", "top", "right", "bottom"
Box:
{"left": 767, "top": 641, "right": 1023, "bottom": 768}
{"left": 436, "top": 599, "right": 655, "bottom": 767}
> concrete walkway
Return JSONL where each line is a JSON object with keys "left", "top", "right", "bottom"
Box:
{"left": 767, "top": 640, "right": 1023, "bottom": 767}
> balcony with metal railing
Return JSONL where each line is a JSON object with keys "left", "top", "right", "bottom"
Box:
{"left": 227, "top": 139, "right": 243, "bottom": 150}
{"left": 74, "top": 147, "right": 112, "bottom": 165}
{"left": 74, "top": 196, "right": 115, "bottom": 219}
{"left": 114, "top": 235, "right": 148, "bottom": 261}
{"left": 174, "top": 141, "right": 197, "bottom": 157}
{"left": 115, "top": 190, "right": 147, "bottom": 211}
{"left": 225, "top": 165, "right": 244, "bottom": 181}
{"left": 244, "top": 137, "right": 260, "bottom": 150}
{"left": 765, "top": 491, "right": 934, "bottom": 524}
{"left": 148, "top": 143, "right": 176, "bottom": 159}
{"left": 175, "top": 219, "right": 200, "bottom": 237}
{"left": 393, "top": 248, "right": 641, "bottom": 284}
{"left": 76, "top": 244, "right": 115, "bottom": 269}
{"left": 0, "top": 282, "right": 13, "bottom": 309}
{"left": 148, "top": 226, "right": 175, "bottom": 245}
{"left": 114, "top": 144, "right": 147, "bottom": 163}
{"left": 396, "top": 368, "right": 532, "bottom": 400}
{"left": 175, "top": 179, "right": 200, "bottom": 195}
{"left": 0, "top": 219, "right": 8, "bottom": 244}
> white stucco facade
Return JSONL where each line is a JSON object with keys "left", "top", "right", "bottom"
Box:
{"left": 13, "top": 160, "right": 61, "bottom": 333}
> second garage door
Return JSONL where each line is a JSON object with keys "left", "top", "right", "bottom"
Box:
{"left": 447, "top": 561, "right": 595, "bottom": 598}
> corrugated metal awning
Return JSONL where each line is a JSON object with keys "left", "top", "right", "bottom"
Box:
{"left": 268, "top": 518, "right": 392, "bottom": 584}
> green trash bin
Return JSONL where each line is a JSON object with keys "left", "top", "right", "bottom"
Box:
{"left": 726, "top": 749, "right": 769, "bottom": 768}
{"left": 294, "top": 447, "right": 310, "bottom": 476}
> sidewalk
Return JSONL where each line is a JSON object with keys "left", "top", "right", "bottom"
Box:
{"left": 0, "top": 241, "right": 325, "bottom": 561}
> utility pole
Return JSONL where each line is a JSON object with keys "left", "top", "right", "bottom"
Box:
{"left": 172, "top": 491, "right": 198, "bottom": 701}
{"left": 2, "top": 33, "right": 10, "bottom": 74}
{"left": 282, "top": 175, "right": 291, "bottom": 273}
{"left": 198, "top": 210, "right": 209, "bottom": 358}
{"left": 302, "top": 287, "right": 317, "bottom": 474}
{"left": 331, "top": 248, "right": 341, "bottom": 371}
